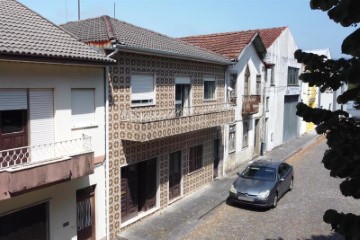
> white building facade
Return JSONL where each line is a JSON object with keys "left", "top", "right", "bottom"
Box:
{"left": 261, "top": 27, "right": 302, "bottom": 151}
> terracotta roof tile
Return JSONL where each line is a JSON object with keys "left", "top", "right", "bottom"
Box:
{"left": 178, "top": 30, "right": 258, "bottom": 60}
{"left": 60, "top": 16, "right": 230, "bottom": 65}
{"left": 0, "top": 0, "right": 114, "bottom": 63}
{"left": 178, "top": 27, "right": 287, "bottom": 59}
{"left": 258, "top": 27, "right": 287, "bottom": 49}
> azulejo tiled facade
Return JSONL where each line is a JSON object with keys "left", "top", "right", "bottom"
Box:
{"left": 107, "top": 52, "right": 233, "bottom": 238}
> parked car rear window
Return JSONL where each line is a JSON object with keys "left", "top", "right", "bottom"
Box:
{"left": 241, "top": 166, "right": 276, "bottom": 181}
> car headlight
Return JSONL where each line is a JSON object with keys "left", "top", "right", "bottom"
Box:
{"left": 257, "top": 190, "right": 270, "bottom": 199}
{"left": 230, "top": 184, "right": 237, "bottom": 194}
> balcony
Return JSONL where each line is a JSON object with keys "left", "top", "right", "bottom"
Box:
{"left": 0, "top": 135, "right": 94, "bottom": 200}
{"left": 242, "top": 95, "right": 261, "bottom": 115}
{"left": 119, "top": 103, "right": 235, "bottom": 141}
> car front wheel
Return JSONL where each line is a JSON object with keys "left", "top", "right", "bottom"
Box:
{"left": 289, "top": 178, "right": 294, "bottom": 191}
{"left": 272, "top": 193, "right": 278, "bottom": 208}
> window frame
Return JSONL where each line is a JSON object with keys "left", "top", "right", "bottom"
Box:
{"left": 287, "top": 67, "right": 299, "bottom": 85}
{"left": 131, "top": 73, "right": 156, "bottom": 107}
{"left": 242, "top": 121, "right": 249, "bottom": 148}
{"left": 228, "top": 124, "right": 236, "bottom": 153}
{"left": 189, "top": 144, "right": 203, "bottom": 173}
{"left": 204, "top": 77, "right": 216, "bottom": 100}
{"left": 71, "top": 89, "right": 96, "bottom": 129}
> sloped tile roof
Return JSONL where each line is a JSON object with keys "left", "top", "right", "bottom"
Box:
{"left": 258, "top": 27, "right": 287, "bottom": 49}
{"left": 0, "top": 0, "right": 114, "bottom": 63}
{"left": 60, "top": 16, "right": 230, "bottom": 65}
{"left": 178, "top": 30, "right": 259, "bottom": 60}
{"left": 178, "top": 27, "right": 287, "bottom": 60}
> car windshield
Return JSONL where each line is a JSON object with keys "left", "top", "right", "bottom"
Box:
{"left": 241, "top": 166, "right": 276, "bottom": 181}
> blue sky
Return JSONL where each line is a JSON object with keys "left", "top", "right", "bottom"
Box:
{"left": 19, "top": 0, "right": 354, "bottom": 58}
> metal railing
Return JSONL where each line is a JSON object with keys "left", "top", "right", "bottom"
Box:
{"left": 0, "top": 134, "right": 92, "bottom": 170}
{"left": 120, "top": 103, "right": 234, "bottom": 122}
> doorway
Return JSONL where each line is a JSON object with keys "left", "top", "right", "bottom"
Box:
{"left": 121, "top": 158, "right": 157, "bottom": 223}
{"left": 0, "top": 202, "right": 49, "bottom": 240}
{"left": 0, "top": 110, "right": 28, "bottom": 167}
{"left": 254, "top": 119, "right": 261, "bottom": 157}
{"left": 169, "top": 151, "right": 182, "bottom": 200}
{"left": 175, "top": 84, "right": 190, "bottom": 117}
{"left": 77, "top": 186, "right": 96, "bottom": 240}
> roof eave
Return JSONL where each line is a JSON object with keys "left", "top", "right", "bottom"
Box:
{"left": 0, "top": 53, "right": 116, "bottom": 66}
{"left": 114, "top": 44, "right": 231, "bottom": 65}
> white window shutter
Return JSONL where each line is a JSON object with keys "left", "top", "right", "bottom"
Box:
{"left": 71, "top": 89, "right": 95, "bottom": 128}
{"left": 0, "top": 89, "right": 27, "bottom": 110}
{"left": 131, "top": 74, "right": 154, "bottom": 102}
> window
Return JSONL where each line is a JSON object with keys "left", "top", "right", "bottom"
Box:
{"left": 244, "top": 66, "right": 250, "bottom": 95}
{"left": 229, "top": 124, "right": 236, "bottom": 153}
{"left": 204, "top": 77, "right": 216, "bottom": 100}
{"left": 71, "top": 89, "right": 95, "bottom": 128}
{"left": 256, "top": 75, "right": 261, "bottom": 95}
{"left": 270, "top": 66, "right": 275, "bottom": 86}
{"left": 229, "top": 74, "right": 237, "bottom": 104}
{"left": 287, "top": 67, "right": 299, "bottom": 85}
{"left": 189, "top": 145, "right": 203, "bottom": 172}
{"left": 242, "top": 121, "right": 249, "bottom": 148}
{"left": 131, "top": 73, "right": 155, "bottom": 106}
{"left": 266, "top": 97, "right": 270, "bottom": 112}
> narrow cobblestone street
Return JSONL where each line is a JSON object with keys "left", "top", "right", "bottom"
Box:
{"left": 182, "top": 138, "right": 360, "bottom": 240}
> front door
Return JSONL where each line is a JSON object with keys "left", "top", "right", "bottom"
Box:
{"left": 121, "top": 158, "right": 157, "bottom": 222}
{"left": 77, "top": 186, "right": 96, "bottom": 240}
{"left": 0, "top": 110, "right": 28, "bottom": 167}
{"left": 175, "top": 84, "right": 190, "bottom": 116}
{"left": 254, "top": 119, "right": 261, "bottom": 157}
{"left": 169, "top": 151, "right": 181, "bottom": 200}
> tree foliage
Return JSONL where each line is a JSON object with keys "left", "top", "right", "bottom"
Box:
{"left": 295, "top": 1, "right": 360, "bottom": 239}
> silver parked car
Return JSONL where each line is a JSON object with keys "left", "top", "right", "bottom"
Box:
{"left": 228, "top": 160, "right": 294, "bottom": 208}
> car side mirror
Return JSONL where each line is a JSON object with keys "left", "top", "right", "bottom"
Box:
{"left": 237, "top": 172, "right": 241, "bottom": 177}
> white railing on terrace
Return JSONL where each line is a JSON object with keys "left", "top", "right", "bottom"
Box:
{"left": 0, "top": 134, "right": 92, "bottom": 170}
{"left": 120, "top": 103, "right": 234, "bottom": 122}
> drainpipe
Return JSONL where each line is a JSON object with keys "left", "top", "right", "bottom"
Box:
{"left": 104, "top": 65, "right": 110, "bottom": 240}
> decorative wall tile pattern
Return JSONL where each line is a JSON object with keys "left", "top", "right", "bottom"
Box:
{"left": 108, "top": 52, "right": 231, "bottom": 238}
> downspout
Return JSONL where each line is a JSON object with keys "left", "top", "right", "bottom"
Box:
{"left": 104, "top": 66, "right": 110, "bottom": 240}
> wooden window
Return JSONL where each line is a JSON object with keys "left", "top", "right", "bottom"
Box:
{"left": 287, "top": 67, "right": 299, "bottom": 85}
{"left": 242, "top": 121, "right": 249, "bottom": 148}
{"left": 229, "top": 124, "right": 236, "bottom": 153}
{"left": 131, "top": 73, "right": 155, "bottom": 106}
{"left": 204, "top": 77, "right": 216, "bottom": 100}
{"left": 229, "top": 74, "right": 237, "bottom": 104}
{"left": 189, "top": 145, "right": 203, "bottom": 172}
{"left": 71, "top": 89, "right": 95, "bottom": 128}
{"left": 244, "top": 66, "right": 250, "bottom": 95}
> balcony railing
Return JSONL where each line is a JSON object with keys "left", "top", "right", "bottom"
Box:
{"left": 120, "top": 103, "right": 233, "bottom": 122}
{"left": 242, "top": 95, "right": 261, "bottom": 115}
{"left": 0, "top": 135, "right": 92, "bottom": 170}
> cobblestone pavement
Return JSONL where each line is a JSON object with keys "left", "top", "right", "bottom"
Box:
{"left": 182, "top": 138, "right": 360, "bottom": 240}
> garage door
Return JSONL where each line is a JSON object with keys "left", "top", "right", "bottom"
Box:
{"left": 0, "top": 202, "right": 48, "bottom": 240}
{"left": 283, "top": 95, "right": 299, "bottom": 142}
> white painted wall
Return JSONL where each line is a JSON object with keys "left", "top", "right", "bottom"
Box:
{"left": 263, "top": 28, "right": 302, "bottom": 151}
{"left": 224, "top": 43, "right": 265, "bottom": 173}
{"left": 0, "top": 61, "right": 107, "bottom": 240}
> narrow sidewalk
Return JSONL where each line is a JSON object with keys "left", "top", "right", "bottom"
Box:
{"left": 118, "top": 131, "right": 319, "bottom": 240}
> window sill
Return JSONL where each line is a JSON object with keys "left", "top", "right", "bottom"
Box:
{"left": 71, "top": 125, "right": 98, "bottom": 131}
{"left": 228, "top": 150, "right": 236, "bottom": 154}
{"left": 187, "top": 167, "right": 205, "bottom": 176}
{"left": 131, "top": 103, "right": 156, "bottom": 108}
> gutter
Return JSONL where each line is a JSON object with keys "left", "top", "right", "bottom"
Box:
{"left": 113, "top": 44, "right": 231, "bottom": 65}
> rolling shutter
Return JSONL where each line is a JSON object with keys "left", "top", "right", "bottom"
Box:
{"left": 0, "top": 90, "right": 27, "bottom": 111}
{"left": 131, "top": 74, "right": 154, "bottom": 103}
{"left": 29, "top": 90, "right": 55, "bottom": 162}
{"left": 71, "top": 89, "right": 95, "bottom": 128}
